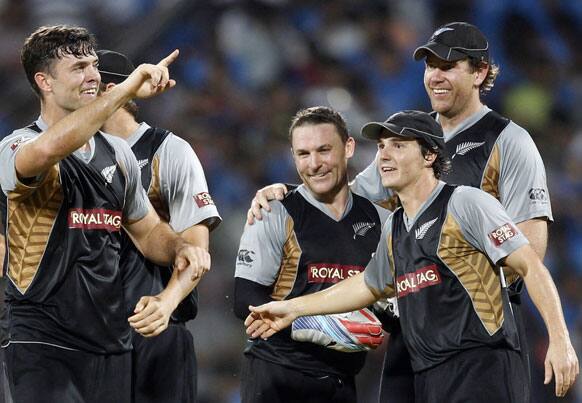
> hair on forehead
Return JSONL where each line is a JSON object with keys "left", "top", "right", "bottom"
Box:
{"left": 289, "top": 106, "right": 349, "bottom": 143}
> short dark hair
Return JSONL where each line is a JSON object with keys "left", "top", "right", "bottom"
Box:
{"left": 418, "top": 139, "right": 451, "bottom": 179}
{"left": 289, "top": 106, "right": 349, "bottom": 143}
{"left": 21, "top": 25, "right": 97, "bottom": 97}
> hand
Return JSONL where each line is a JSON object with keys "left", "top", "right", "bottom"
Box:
{"left": 244, "top": 301, "right": 297, "bottom": 339}
{"left": 291, "top": 308, "right": 384, "bottom": 352}
{"left": 246, "top": 183, "right": 288, "bottom": 224}
{"left": 544, "top": 337, "right": 579, "bottom": 397}
{"left": 173, "top": 244, "right": 211, "bottom": 281}
{"left": 119, "top": 49, "right": 179, "bottom": 99}
{"left": 128, "top": 294, "right": 173, "bottom": 337}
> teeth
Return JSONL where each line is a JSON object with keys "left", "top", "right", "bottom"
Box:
{"left": 381, "top": 167, "right": 395, "bottom": 172}
{"left": 82, "top": 89, "right": 96, "bottom": 95}
{"left": 433, "top": 89, "right": 449, "bottom": 94}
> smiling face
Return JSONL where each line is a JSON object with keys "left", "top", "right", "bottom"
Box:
{"left": 423, "top": 54, "right": 486, "bottom": 123}
{"left": 39, "top": 52, "right": 100, "bottom": 113}
{"left": 291, "top": 123, "right": 354, "bottom": 201}
{"left": 376, "top": 135, "right": 433, "bottom": 192}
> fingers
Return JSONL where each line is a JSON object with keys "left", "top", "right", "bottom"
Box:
{"left": 128, "top": 296, "right": 170, "bottom": 337}
{"left": 158, "top": 49, "right": 179, "bottom": 68}
{"left": 246, "top": 208, "right": 257, "bottom": 225}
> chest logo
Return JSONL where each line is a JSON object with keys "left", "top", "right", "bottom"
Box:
{"left": 137, "top": 159, "right": 149, "bottom": 170}
{"left": 101, "top": 164, "right": 117, "bottom": 184}
{"left": 451, "top": 141, "right": 485, "bottom": 159}
{"left": 415, "top": 217, "right": 438, "bottom": 240}
{"left": 352, "top": 222, "right": 376, "bottom": 239}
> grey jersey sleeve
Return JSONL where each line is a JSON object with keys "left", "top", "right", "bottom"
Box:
{"left": 497, "top": 122, "right": 553, "bottom": 223}
{"left": 364, "top": 213, "right": 395, "bottom": 296}
{"left": 234, "top": 201, "right": 288, "bottom": 286}
{"left": 0, "top": 130, "right": 39, "bottom": 195}
{"left": 449, "top": 186, "right": 529, "bottom": 265}
{"left": 105, "top": 134, "right": 150, "bottom": 223}
{"left": 157, "top": 134, "right": 221, "bottom": 232}
{"left": 349, "top": 152, "right": 391, "bottom": 203}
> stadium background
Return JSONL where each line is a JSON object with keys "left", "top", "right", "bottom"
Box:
{"left": 0, "top": 1, "right": 580, "bottom": 402}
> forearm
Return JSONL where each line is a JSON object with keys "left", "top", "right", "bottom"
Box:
{"left": 523, "top": 262, "right": 570, "bottom": 341}
{"left": 139, "top": 221, "right": 185, "bottom": 266}
{"left": 291, "top": 273, "right": 379, "bottom": 317}
{"left": 16, "top": 85, "right": 132, "bottom": 178}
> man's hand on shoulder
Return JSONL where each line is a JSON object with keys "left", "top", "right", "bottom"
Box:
{"left": 246, "top": 183, "right": 288, "bottom": 225}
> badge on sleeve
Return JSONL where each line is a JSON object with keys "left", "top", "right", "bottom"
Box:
{"left": 488, "top": 223, "right": 518, "bottom": 247}
{"left": 194, "top": 192, "right": 215, "bottom": 207}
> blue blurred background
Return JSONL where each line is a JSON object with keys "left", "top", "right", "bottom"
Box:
{"left": 0, "top": 0, "right": 580, "bottom": 402}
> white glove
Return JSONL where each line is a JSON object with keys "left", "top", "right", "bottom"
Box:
{"left": 291, "top": 308, "right": 384, "bottom": 352}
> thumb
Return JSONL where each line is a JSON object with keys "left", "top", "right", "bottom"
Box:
{"left": 134, "top": 297, "right": 148, "bottom": 314}
{"left": 544, "top": 358, "right": 553, "bottom": 385}
{"left": 174, "top": 255, "right": 188, "bottom": 272}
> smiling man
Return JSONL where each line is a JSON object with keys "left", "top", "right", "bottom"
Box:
{"left": 245, "top": 110, "right": 578, "bottom": 402}
{"left": 234, "top": 106, "right": 389, "bottom": 403}
{"left": 0, "top": 25, "right": 210, "bottom": 402}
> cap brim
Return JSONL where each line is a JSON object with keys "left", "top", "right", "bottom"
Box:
{"left": 413, "top": 42, "right": 467, "bottom": 62}
{"left": 361, "top": 122, "right": 410, "bottom": 141}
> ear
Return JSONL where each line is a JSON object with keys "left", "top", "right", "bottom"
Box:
{"left": 474, "top": 63, "right": 488, "bottom": 87}
{"left": 345, "top": 137, "right": 355, "bottom": 159}
{"left": 103, "top": 82, "right": 117, "bottom": 93}
{"left": 34, "top": 72, "right": 52, "bottom": 94}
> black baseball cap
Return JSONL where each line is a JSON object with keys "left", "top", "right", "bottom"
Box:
{"left": 361, "top": 110, "right": 445, "bottom": 150}
{"left": 413, "top": 22, "right": 489, "bottom": 63}
{"left": 97, "top": 49, "right": 135, "bottom": 84}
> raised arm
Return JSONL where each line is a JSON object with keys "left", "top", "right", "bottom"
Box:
{"left": 503, "top": 246, "right": 579, "bottom": 397}
{"left": 15, "top": 50, "right": 179, "bottom": 179}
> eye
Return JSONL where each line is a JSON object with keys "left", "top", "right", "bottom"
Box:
{"left": 377, "top": 143, "right": 384, "bottom": 150}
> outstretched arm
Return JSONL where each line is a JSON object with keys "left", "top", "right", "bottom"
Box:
{"left": 245, "top": 272, "right": 380, "bottom": 339}
{"left": 504, "top": 245, "right": 579, "bottom": 397}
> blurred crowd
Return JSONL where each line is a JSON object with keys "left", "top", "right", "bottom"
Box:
{"left": 0, "top": 0, "right": 580, "bottom": 402}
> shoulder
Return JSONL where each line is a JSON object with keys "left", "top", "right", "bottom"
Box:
{"left": 451, "top": 185, "right": 496, "bottom": 204}
{"left": 497, "top": 120, "right": 536, "bottom": 148}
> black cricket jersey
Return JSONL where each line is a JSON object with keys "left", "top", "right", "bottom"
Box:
{"left": 388, "top": 184, "right": 520, "bottom": 372}
{"left": 120, "top": 127, "right": 198, "bottom": 322}
{"left": 248, "top": 189, "right": 383, "bottom": 377}
{"left": 4, "top": 124, "right": 131, "bottom": 353}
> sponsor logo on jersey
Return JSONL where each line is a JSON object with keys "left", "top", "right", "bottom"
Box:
{"left": 307, "top": 263, "right": 364, "bottom": 284}
{"left": 68, "top": 208, "right": 122, "bottom": 231}
{"left": 451, "top": 141, "right": 485, "bottom": 159}
{"left": 415, "top": 217, "right": 438, "bottom": 240}
{"left": 488, "top": 223, "right": 518, "bottom": 247}
{"left": 396, "top": 264, "right": 442, "bottom": 297}
{"left": 352, "top": 222, "right": 376, "bottom": 239}
{"left": 194, "top": 192, "right": 215, "bottom": 207}
{"left": 10, "top": 137, "right": 30, "bottom": 152}
{"left": 237, "top": 249, "right": 255, "bottom": 267}
{"left": 528, "top": 188, "right": 547, "bottom": 201}
{"left": 101, "top": 165, "right": 117, "bottom": 184}
{"left": 137, "top": 159, "right": 149, "bottom": 170}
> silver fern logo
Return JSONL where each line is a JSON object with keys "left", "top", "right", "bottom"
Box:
{"left": 101, "top": 165, "right": 117, "bottom": 184}
{"left": 137, "top": 159, "right": 149, "bottom": 170}
{"left": 451, "top": 141, "right": 485, "bottom": 159}
{"left": 353, "top": 222, "right": 376, "bottom": 239}
{"left": 415, "top": 217, "right": 438, "bottom": 240}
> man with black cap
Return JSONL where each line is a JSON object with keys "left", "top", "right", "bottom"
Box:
{"left": 244, "top": 110, "right": 578, "bottom": 402}
{"left": 97, "top": 49, "right": 222, "bottom": 403}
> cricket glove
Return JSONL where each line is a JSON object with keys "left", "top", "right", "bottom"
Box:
{"left": 291, "top": 308, "right": 384, "bottom": 352}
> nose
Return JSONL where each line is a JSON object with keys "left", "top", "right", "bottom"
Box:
{"left": 308, "top": 153, "right": 323, "bottom": 170}
{"left": 378, "top": 145, "right": 392, "bottom": 161}
{"left": 86, "top": 64, "right": 100, "bottom": 83}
